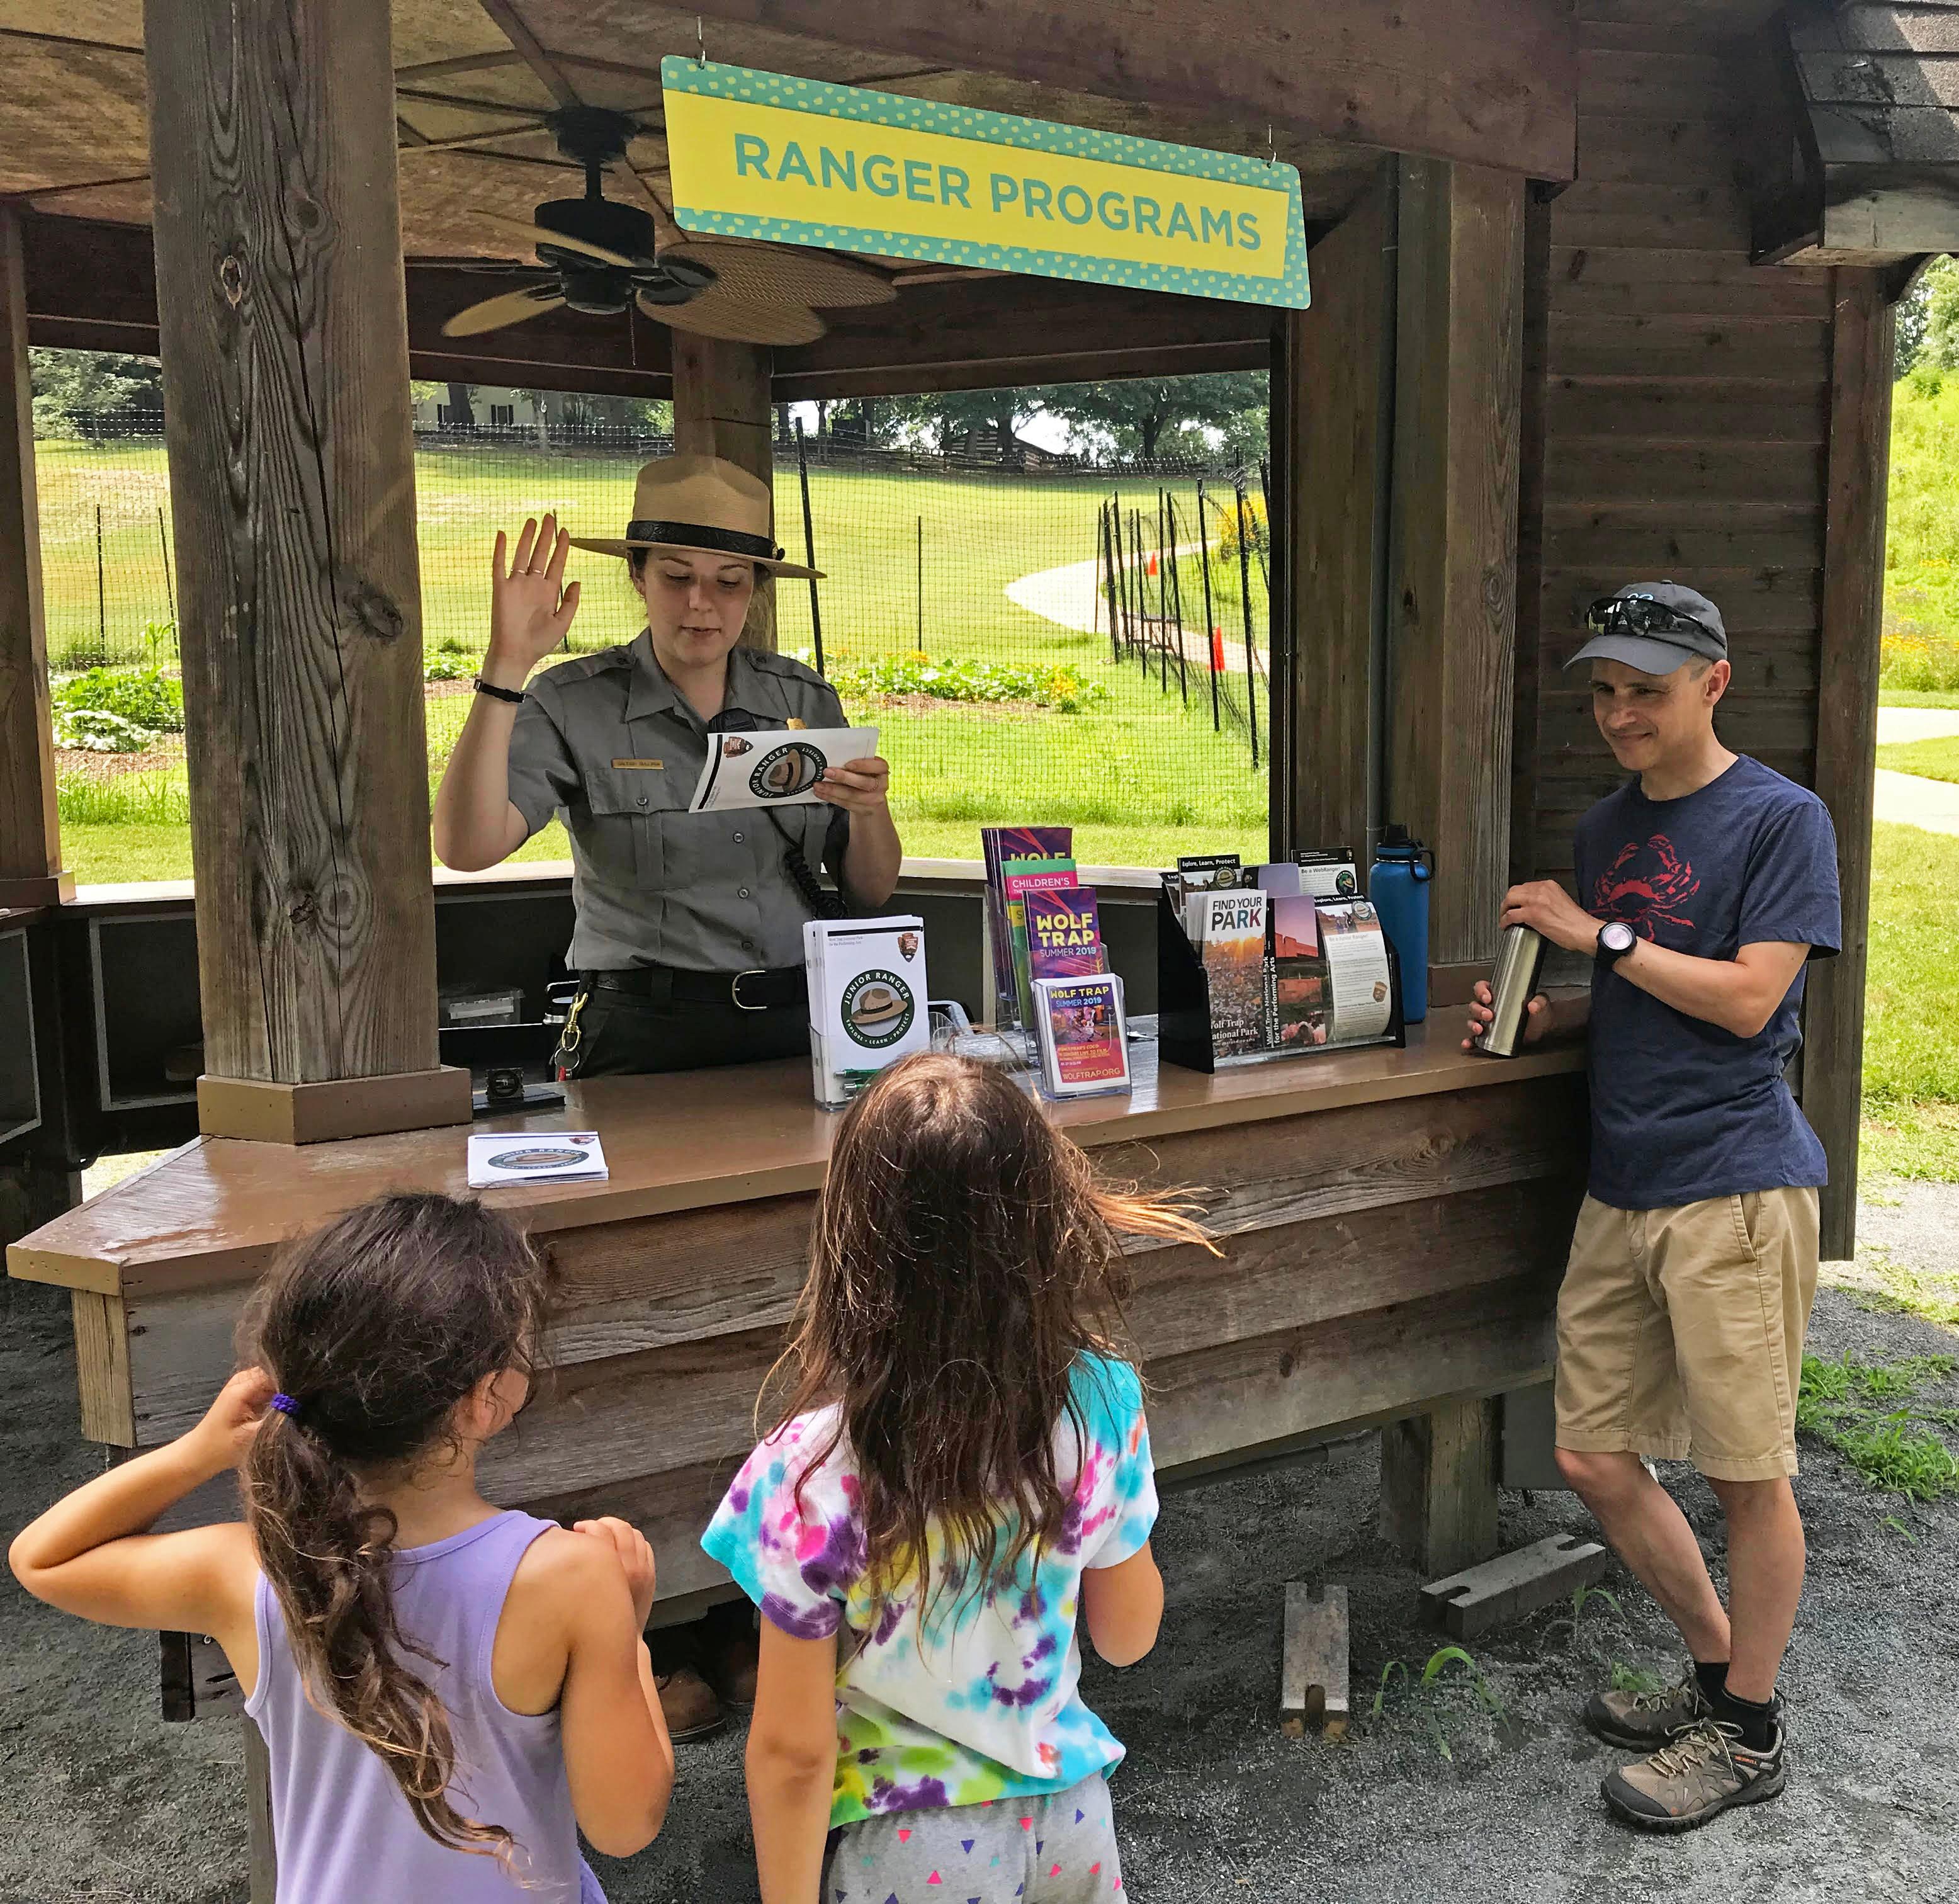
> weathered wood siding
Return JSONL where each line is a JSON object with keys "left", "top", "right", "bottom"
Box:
{"left": 1523, "top": 5, "right": 1837, "bottom": 883}
{"left": 117, "top": 1075, "right": 1586, "bottom": 1604}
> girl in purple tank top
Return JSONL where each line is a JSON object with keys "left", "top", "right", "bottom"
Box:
{"left": 12, "top": 1193, "right": 674, "bottom": 1901}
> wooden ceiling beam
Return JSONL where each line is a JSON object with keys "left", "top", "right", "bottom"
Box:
{"left": 20, "top": 212, "right": 1275, "bottom": 398}
{"left": 471, "top": 0, "right": 680, "bottom": 231}
{"left": 684, "top": 0, "right": 1578, "bottom": 179}
{"left": 0, "top": 26, "right": 140, "bottom": 59}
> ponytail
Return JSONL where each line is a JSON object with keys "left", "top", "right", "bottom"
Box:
{"left": 244, "top": 1412, "right": 511, "bottom": 1859}
{"left": 238, "top": 1193, "right": 551, "bottom": 1859}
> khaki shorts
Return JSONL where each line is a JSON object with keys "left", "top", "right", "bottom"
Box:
{"left": 1554, "top": 1187, "right": 1819, "bottom": 1482}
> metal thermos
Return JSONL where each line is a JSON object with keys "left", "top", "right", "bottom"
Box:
{"left": 1478, "top": 926, "right": 1547, "bottom": 1057}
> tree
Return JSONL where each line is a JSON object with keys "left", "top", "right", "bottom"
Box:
{"left": 1916, "top": 256, "right": 1959, "bottom": 375}
{"left": 1035, "top": 370, "right": 1268, "bottom": 462}
{"left": 1895, "top": 272, "right": 1932, "bottom": 378}
{"left": 29, "top": 348, "right": 164, "bottom": 439}
{"left": 446, "top": 380, "right": 477, "bottom": 430}
{"left": 881, "top": 387, "right": 1048, "bottom": 456}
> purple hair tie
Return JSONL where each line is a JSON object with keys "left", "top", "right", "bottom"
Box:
{"left": 269, "top": 1392, "right": 302, "bottom": 1418}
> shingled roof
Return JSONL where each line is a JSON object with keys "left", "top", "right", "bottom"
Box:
{"left": 1748, "top": 0, "right": 1959, "bottom": 263}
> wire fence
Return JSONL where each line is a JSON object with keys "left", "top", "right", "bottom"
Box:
{"left": 35, "top": 416, "right": 1270, "bottom": 863}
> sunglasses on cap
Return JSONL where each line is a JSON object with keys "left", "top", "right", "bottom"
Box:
{"left": 1584, "top": 594, "right": 1721, "bottom": 647}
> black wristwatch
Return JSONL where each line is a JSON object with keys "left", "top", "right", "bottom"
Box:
{"left": 473, "top": 676, "right": 526, "bottom": 705}
{"left": 1596, "top": 921, "right": 1636, "bottom": 968}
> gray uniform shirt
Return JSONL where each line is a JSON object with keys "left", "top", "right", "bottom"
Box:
{"left": 507, "top": 633, "right": 850, "bottom": 973}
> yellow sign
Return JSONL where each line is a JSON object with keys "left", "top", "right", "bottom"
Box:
{"left": 662, "top": 61, "right": 1308, "bottom": 309}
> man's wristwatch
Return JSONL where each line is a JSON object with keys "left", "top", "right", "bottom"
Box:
{"left": 1596, "top": 920, "right": 1637, "bottom": 968}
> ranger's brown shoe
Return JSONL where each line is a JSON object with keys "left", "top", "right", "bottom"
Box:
{"left": 656, "top": 1664, "right": 725, "bottom": 1742}
{"left": 1583, "top": 1662, "right": 1710, "bottom": 1750}
{"left": 1602, "top": 1718, "right": 1787, "bottom": 1832}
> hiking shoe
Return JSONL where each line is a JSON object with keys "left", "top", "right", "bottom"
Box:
{"left": 655, "top": 1665, "right": 725, "bottom": 1742}
{"left": 1602, "top": 1718, "right": 1787, "bottom": 1833}
{"left": 1583, "top": 1662, "right": 1710, "bottom": 1750}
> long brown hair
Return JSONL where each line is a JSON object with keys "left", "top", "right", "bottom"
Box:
{"left": 774, "top": 1052, "right": 1214, "bottom": 1616}
{"left": 239, "top": 1193, "right": 551, "bottom": 1859}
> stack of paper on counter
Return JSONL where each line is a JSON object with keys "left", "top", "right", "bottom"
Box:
{"left": 1034, "top": 975, "right": 1130, "bottom": 1096}
{"left": 1316, "top": 898, "right": 1394, "bottom": 1042}
{"left": 1194, "top": 887, "right": 1268, "bottom": 1058}
{"left": 803, "top": 915, "right": 930, "bottom": 1106}
{"left": 981, "top": 825, "right": 1072, "bottom": 1021}
{"left": 467, "top": 1131, "right": 608, "bottom": 1188}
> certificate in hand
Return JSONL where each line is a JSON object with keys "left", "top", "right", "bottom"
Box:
{"left": 688, "top": 725, "right": 879, "bottom": 813}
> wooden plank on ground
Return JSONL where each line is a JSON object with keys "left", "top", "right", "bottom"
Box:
{"left": 1280, "top": 1583, "right": 1350, "bottom": 1738}
{"left": 1419, "top": 1533, "right": 1609, "bottom": 1638}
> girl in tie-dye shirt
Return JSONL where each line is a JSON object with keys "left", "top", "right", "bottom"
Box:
{"left": 703, "top": 1053, "right": 1215, "bottom": 1904}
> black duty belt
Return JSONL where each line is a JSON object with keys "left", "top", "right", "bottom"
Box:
{"left": 583, "top": 965, "right": 803, "bottom": 1012}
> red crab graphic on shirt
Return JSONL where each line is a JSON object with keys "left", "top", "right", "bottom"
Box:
{"left": 1592, "top": 834, "right": 1700, "bottom": 939}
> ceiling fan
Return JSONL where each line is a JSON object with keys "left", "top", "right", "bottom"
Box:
{"left": 443, "top": 106, "right": 894, "bottom": 345}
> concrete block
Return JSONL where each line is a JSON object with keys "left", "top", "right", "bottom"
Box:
{"left": 1420, "top": 1533, "right": 1609, "bottom": 1640}
{"left": 1279, "top": 1582, "right": 1349, "bottom": 1739}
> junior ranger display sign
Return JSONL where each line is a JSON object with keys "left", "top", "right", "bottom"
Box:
{"left": 661, "top": 59, "right": 1309, "bottom": 309}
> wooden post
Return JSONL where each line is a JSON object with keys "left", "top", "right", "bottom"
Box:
{"left": 1508, "top": 186, "right": 1554, "bottom": 890}
{"left": 0, "top": 207, "right": 72, "bottom": 909}
{"left": 1386, "top": 158, "right": 1525, "bottom": 987}
{"left": 242, "top": 1716, "right": 278, "bottom": 1904}
{"left": 1807, "top": 270, "right": 1896, "bottom": 1261}
{"left": 1380, "top": 1395, "right": 1501, "bottom": 1578}
{"left": 146, "top": 0, "right": 468, "bottom": 1142}
{"left": 671, "top": 332, "right": 776, "bottom": 652}
{"left": 1284, "top": 167, "right": 1395, "bottom": 866}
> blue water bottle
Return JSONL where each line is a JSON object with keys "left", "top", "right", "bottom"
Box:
{"left": 1370, "top": 825, "right": 1433, "bottom": 1023}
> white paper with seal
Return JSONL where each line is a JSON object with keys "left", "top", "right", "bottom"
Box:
{"left": 688, "top": 725, "right": 879, "bottom": 813}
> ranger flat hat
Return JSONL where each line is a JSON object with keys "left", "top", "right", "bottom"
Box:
{"left": 569, "top": 453, "right": 822, "bottom": 579}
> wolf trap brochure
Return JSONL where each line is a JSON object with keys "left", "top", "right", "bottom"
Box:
{"left": 467, "top": 1131, "right": 609, "bottom": 1187}
{"left": 1034, "top": 975, "right": 1131, "bottom": 1098}
{"left": 804, "top": 915, "right": 930, "bottom": 1107}
{"left": 690, "top": 725, "right": 879, "bottom": 813}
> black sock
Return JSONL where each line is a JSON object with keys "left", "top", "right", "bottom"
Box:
{"left": 1712, "top": 1687, "right": 1777, "bottom": 1752}
{"left": 1693, "top": 1659, "right": 1729, "bottom": 1703}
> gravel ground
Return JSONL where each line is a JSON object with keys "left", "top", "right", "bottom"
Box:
{"left": 6, "top": 1201, "right": 1959, "bottom": 1903}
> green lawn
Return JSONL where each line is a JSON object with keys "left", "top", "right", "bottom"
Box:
{"left": 1881, "top": 689, "right": 1959, "bottom": 710}
{"left": 40, "top": 438, "right": 1267, "bottom": 878}
{"left": 1875, "top": 735, "right": 1959, "bottom": 783}
{"left": 1863, "top": 820, "right": 1959, "bottom": 1183}
{"left": 1883, "top": 377, "right": 1959, "bottom": 695}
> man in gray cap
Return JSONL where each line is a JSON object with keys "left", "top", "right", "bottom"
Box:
{"left": 1464, "top": 582, "right": 1840, "bottom": 1832}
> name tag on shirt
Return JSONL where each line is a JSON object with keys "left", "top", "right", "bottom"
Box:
{"left": 611, "top": 758, "right": 665, "bottom": 770}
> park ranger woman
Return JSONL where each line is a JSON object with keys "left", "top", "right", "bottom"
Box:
{"left": 433, "top": 453, "right": 903, "bottom": 1077}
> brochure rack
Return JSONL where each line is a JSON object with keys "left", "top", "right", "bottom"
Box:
{"left": 1156, "top": 887, "right": 1406, "bottom": 1075}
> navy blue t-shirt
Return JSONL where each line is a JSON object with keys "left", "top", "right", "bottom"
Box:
{"left": 1573, "top": 755, "right": 1841, "bottom": 1210}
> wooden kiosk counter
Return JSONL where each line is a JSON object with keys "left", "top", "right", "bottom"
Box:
{"left": 9, "top": 1022, "right": 1587, "bottom": 1609}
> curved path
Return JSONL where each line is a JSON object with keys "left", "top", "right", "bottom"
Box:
{"left": 1873, "top": 706, "right": 1959, "bottom": 836}
{"left": 1006, "top": 547, "right": 1260, "bottom": 670}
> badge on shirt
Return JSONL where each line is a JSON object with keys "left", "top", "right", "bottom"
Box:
{"left": 611, "top": 758, "right": 665, "bottom": 769}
